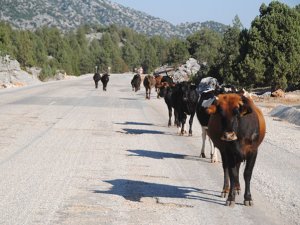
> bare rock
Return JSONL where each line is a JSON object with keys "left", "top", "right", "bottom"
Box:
{"left": 271, "top": 89, "right": 285, "bottom": 97}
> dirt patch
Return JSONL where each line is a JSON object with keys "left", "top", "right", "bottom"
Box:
{"left": 254, "top": 90, "right": 300, "bottom": 110}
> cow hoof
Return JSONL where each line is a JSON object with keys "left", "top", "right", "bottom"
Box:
{"left": 226, "top": 200, "right": 235, "bottom": 207}
{"left": 221, "top": 192, "right": 227, "bottom": 198}
{"left": 211, "top": 155, "right": 217, "bottom": 163}
{"left": 200, "top": 153, "right": 206, "bottom": 158}
{"left": 244, "top": 200, "right": 253, "bottom": 206}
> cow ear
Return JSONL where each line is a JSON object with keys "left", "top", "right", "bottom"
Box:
{"left": 239, "top": 95, "right": 252, "bottom": 116}
{"left": 206, "top": 105, "right": 217, "bottom": 114}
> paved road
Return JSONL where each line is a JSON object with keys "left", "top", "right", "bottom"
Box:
{"left": 0, "top": 74, "right": 299, "bottom": 225}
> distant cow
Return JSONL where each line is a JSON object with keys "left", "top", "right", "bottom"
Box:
{"left": 173, "top": 81, "right": 199, "bottom": 136}
{"left": 158, "top": 82, "right": 178, "bottom": 127}
{"left": 207, "top": 93, "right": 266, "bottom": 207}
{"left": 155, "top": 75, "right": 163, "bottom": 93}
{"left": 93, "top": 72, "right": 101, "bottom": 89}
{"left": 131, "top": 74, "right": 142, "bottom": 92}
{"left": 143, "top": 74, "right": 156, "bottom": 99}
{"left": 101, "top": 73, "right": 110, "bottom": 91}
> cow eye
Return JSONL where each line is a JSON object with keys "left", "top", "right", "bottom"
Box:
{"left": 233, "top": 108, "right": 239, "bottom": 115}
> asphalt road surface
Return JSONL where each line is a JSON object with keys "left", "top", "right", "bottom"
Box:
{"left": 0, "top": 74, "right": 299, "bottom": 225}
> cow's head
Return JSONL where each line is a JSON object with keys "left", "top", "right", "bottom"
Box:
{"left": 180, "top": 82, "right": 197, "bottom": 102}
{"left": 158, "top": 82, "right": 170, "bottom": 98}
{"left": 207, "top": 93, "right": 252, "bottom": 141}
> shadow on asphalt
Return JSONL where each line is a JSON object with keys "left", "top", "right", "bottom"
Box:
{"left": 93, "top": 179, "right": 224, "bottom": 205}
{"left": 126, "top": 149, "right": 214, "bottom": 163}
{"left": 115, "top": 121, "right": 154, "bottom": 126}
{"left": 127, "top": 149, "right": 186, "bottom": 159}
{"left": 117, "top": 128, "right": 165, "bottom": 135}
{"left": 119, "top": 97, "right": 139, "bottom": 100}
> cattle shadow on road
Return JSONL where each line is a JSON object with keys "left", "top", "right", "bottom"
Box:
{"left": 119, "top": 97, "right": 139, "bottom": 101}
{"left": 93, "top": 179, "right": 224, "bottom": 205}
{"left": 117, "top": 128, "right": 166, "bottom": 135}
{"left": 115, "top": 121, "right": 154, "bottom": 126}
{"left": 127, "top": 149, "right": 187, "bottom": 159}
{"left": 126, "top": 149, "right": 214, "bottom": 163}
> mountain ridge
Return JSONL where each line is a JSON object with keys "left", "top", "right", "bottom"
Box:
{"left": 0, "top": 0, "right": 228, "bottom": 38}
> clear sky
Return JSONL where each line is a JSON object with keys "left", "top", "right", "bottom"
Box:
{"left": 111, "top": 0, "right": 299, "bottom": 28}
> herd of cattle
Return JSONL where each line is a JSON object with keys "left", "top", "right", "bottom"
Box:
{"left": 93, "top": 70, "right": 110, "bottom": 91}
{"left": 131, "top": 73, "right": 266, "bottom": 207}
{"left": 93, "top": 71, "right": 266, "bottom": 207}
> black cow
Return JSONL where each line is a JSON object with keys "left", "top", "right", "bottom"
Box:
{"left": 158, "top": 82, "right": 178, "bottom": 127}
{"left": 93, "top": 72, "right": 101, "bottom": 89}
{"left": 101, "top": 73, "right": 110, "bottom": 91}
{"left": 173, "top": 81, "right": 199, "bottom": 136}
{"left": 131, "top": 74, "right": 142, "bottom": 92}
{"left": 156, "top": 75, "right": 174, "bottom": 98}
{"left": 207, "top": 93, "right": 266, "bottom": 207}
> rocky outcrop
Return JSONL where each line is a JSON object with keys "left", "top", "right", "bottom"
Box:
{"left": 0, "top": 55, "right": 41, "bottom": 88}
{"left": 173, "top": 58, "right": 201, "bottom": 83}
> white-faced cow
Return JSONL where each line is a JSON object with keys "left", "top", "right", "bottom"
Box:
{"left": 196, "top": 77, "right": 220, "bottom": 162}
{"left": 207, "top": 93, "right": 266, "bottom": 207}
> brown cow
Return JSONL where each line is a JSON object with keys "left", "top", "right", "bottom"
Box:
{"left": 143, "top": 74, "right": 156, "bottom": 99}
{"left": 207, "top": 93, "right": 266, "bottom": 207}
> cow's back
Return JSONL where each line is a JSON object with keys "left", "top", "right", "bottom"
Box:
{"left": 93, "top": 73, "right": 101, "bottom": 82}
{"left": 143, "top": 75, "right": 155, "bottom": 88}
{"left": 101, "top": 73, "right": 110, "bottom": 83}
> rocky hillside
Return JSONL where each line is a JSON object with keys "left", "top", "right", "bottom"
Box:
{"left": 0, "top": 0, "right": 228, "bottom": 38}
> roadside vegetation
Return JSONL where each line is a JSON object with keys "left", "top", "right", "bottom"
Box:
{"left": 0, "top": 2, "right": 299, "bottom": 91}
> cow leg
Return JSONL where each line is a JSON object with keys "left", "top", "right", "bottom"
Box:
{"left": 200, "top": 126, "right": 206, "bottom": 158}
{"left": 174, "top": 110, "right": 178, "bottom": 126}
{"left": 220, "top": 152, "right": 230, "bottom": 198}
{"left": 180, "top": 114, "right": 187, "bottom": 135}
{"left": 167, "top": 105, "right": 172, "bottom": 127}
{"left": 244, "top": 150, "right": 257, "bottom": 206}
{"left": 209, "top": 138, "right": 218, "bottom": 163}
{"left": 226, "top": 154, "right": 239, "bottom": 207}
{"left": 149, "top": 88, "right": 151, "bottom": 99}
{"left": 95, "top": 81, "right": 98, "bottom": 89}
{"left": 235, "top": 162, "right": 241, "bottom": 194}
{"left": 188, "top": 113, "right": 195, "bottom": 136}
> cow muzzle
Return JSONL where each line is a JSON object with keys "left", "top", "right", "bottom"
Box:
{"left": 221, "top": 132, "right": 238, "bottom": 141}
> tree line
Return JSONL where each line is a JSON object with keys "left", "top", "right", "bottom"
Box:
{"left": 0, "top": 2, "right": 299, "bottom": 91}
